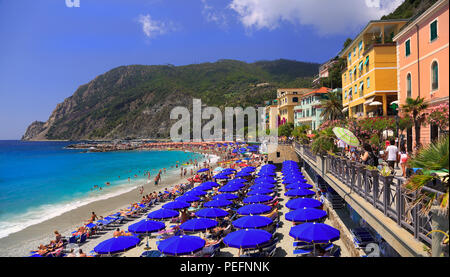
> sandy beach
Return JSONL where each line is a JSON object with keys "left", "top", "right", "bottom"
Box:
{"left": 0, "top": 151, "right": 219, "bottom": 257}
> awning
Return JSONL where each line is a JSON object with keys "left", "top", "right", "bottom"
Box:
{"left": 342, "top": 107, "right": 349, "bottom": 112}
{"left": 364, "top": 56, "right": 369, "bottom": 65}
{"left": 359, "top": 82, "right": 364, "bottom": 90}
{"left": 358, "top": 41, "right": 363, "bottom": 51}
{"left": 358, "top": 61, "right": 363, "bottom": 71}
{"left": 364, "top": 97, "right": 375, "bottom": 105}
{"left": 353, "top": 67, "right": 357, "bottom": 74}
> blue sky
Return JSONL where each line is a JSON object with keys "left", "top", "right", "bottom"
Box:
{"left": 0, "top": 0, "right": 402, "bottom": 139}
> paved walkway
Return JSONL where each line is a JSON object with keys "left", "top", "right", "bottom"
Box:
{"left": 275, "top": 171, "right": 295, "bottom": 257}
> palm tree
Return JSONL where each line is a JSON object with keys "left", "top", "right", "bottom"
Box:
{"left": 401, "top": 96, "right": 429, "bottom": 150}
{"left": 320, "top": 90, "right": 344, "bottom": 121}
{"left": 405, "top": 135, "right": 449, "bottom": 215}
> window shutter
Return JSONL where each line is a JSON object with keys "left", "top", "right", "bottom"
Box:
{"left": 405, "top": 40, "right": 410, "bottom": 56}
{"left": 430, "top": 20, "right": 438, "bottom": 41}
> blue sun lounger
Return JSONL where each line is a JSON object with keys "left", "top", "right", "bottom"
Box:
{"left": 293, "top": 247, "right": 313, "bottom": 256}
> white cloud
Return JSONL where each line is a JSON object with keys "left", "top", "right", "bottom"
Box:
{"left": 137, "top": 14, "right": 176, "bottom": 39}
{"left": 201, "top": 0, "right": 229, "bottom": 29}
{"left": 228, "top": 0, "right": 404, "bottom": 36}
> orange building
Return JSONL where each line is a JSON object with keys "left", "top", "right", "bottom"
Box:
{"left": 394, "top": 0, "right": 449, "bottom": 150}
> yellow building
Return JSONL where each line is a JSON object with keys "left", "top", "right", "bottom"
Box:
{"left": 277, "top": 88, "right": 313, "bottom": 125}
{"left": 340, "top": 19, "right": 408, "bottom": 118}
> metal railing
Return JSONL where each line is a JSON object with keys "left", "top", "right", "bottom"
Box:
{"left": 294, "top": 142, "right": 439, "bottom": 246}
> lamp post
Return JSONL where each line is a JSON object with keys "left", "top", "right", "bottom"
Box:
{"left": 391, "top": 102, "right": 399, "bottom": 147}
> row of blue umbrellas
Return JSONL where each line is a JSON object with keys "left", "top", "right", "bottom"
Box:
{"left": 281, "top": 161, "right": 340, "bottom": 248}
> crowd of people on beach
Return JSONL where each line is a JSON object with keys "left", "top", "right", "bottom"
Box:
{"left": 29, "top": 142, "right": 257, "bottom": 257}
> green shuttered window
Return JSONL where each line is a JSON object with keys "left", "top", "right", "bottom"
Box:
{"left": 430, "top": 20, "right": 438, "bottom": 41}
{"left": 405, "top": 40, "right": 410, "bottom": 56}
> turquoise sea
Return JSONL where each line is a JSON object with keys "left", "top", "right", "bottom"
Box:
{"left": 0, "top": 140, "right": 204, "bottom": 239}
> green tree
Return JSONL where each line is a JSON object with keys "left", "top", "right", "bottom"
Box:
{"left": 343, "top": 38, "right": 353, "bottom": 49}
{"left": 311, "top": 127, "right": 337, "bottom": 155}
{"left": 320, "top": 90, "right": 344, "bottom": 121}
{"left": 401, "top": 97, "right": 429, "bottom": 149}
{"left": 278, "top": 122, "right": 294, "bottom": 137}
{"left": 398, "top": 115, "right": 413, "bottom": 139}
{"left": 292, "top": 124, "right": 311, "bottom": 144}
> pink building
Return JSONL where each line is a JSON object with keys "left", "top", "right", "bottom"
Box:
{"left": 394, "top": 0, "right": 449, "bottom": 150}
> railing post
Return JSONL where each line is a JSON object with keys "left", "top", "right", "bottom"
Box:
{"left": 379, "top": 175, "right": 393, "bottom": 216}
{"left": 396, "top": 179, "right": 403, "bottom": 226}
{"left": 372, "top": 172, "right": 379, "bottom": 207}
{"left": 413, "top": 191, "right": 419, "bottom": 240}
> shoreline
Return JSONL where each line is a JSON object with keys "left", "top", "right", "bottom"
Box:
{"left": 0, "top": 149, "right": 219, "bottom": 257}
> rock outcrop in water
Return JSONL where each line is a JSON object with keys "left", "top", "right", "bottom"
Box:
{"left": 22, "top": 59, "right": 319, "bottom": 140}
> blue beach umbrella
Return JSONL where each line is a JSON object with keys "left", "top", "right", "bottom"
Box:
{"left": 213, "top": 193, "right": 238, "bottom": 200}
{"left": 147, "top": 209, "right": 179, "bottom": 220}
{"left": 285, "top": 183, "right": 313, "bottom": 190}
{"left": 254, "top": 178, "right": 276, "bottom": 184}
{"left": 185, "top": 190, "right": 207, "bottom": 197}
{"left": 201, "top": 181, "right": 220, "bottom": 187}
{"left": 213, "top": 174, "right": 230, "bottom": 179}
{"left": 158, "top": 235, "right": 206, "bottom": 256}
{"left": 195, "top": 208, "right": 228, "bottom": 219}
{"left": 247, "top": 188, "right": 273, "bottom": 195}
{"left": 227, "top": 179, "right": 247, "bottom": 184}
{"left": 224, "top": 229, "right": 272, "bottom": 249}
{"left": 286, "top": 198, "right": 323, "bottom": 210}
{"left": 282, "top": 178, "right": 308, "bottom": 185}
{"left": 250, "top": 183, "right": 276, "bottom": 189}
{"left": 128, "top": 219, "right": 165, "bottom": 234}
{"left": 243, "top": 194, "right": 273, "bottom": 204}
{"left": 162, "top": 201, "right": 190, "bottom": 210}
{"left": 176, "top": 195, "right": 201, "bottom": 203}
{"left": 180, "top": 218, "right": 218, "bottom": 232}
{"left": 195, "top": 184, "right": 214, "bottom": 191}
{"left": 232, "top": 215, "right": 273, "bottom": 229}
{"left": 222, "top": 168, "right": 237, "bottom": 172}
{"left": 236, "top": 204, "right": 271, "bottom": 215}
{"left": 218, "top": 185, "right": 242, "bottom": 193}
{"left": 289, "top": 223, "right": 340, "bottom": 244}
{"left": 284, "top": 188, "right": 315, "bottom": 198}
{"left": 261, "top": 164, "right": 276, "bottom": 170}
{"left": 197, "top": 168, "right": 209, "bottom": 173}
{"left": 204, "top": 199, "right": 232, "bottom": 208}
{"left": 285, "top": 208, "right": 327, "bottom": 223}
{"left": 94, "top": 236, "right": 140, "bottom": 254}
{"left": 235, "top": 172, "right": 251, "bottom": 178}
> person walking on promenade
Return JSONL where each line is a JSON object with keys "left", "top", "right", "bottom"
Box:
{"left": 399, "top": 145, "right": 409, "bottom": 177}
{"left": 385, "top": 139, "right": 399, "bottom": 175}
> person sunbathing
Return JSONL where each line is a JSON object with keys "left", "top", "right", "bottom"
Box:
{"left": 54, "top": 230, "right": 62, "bottom": 243}
{"left": 113, "top": 228, "right": 122, "bottom": 238}
{"left": 262, "top": 208, "right": 278, "bottom": 220}
{"left": 34, "top": 244, "right": 49, "bottom": 256}
{"left": 78, "top": 249, "right": 87, "bottom": 257}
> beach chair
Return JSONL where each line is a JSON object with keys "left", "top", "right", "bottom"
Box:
{"left": 78, "top": 233, "right": 87, "bottom": 245}
{"left": 68, "top": 236, "right": 78, "bottom": 244}
{"left": 140, "top": 250, "right": 163, "bottom": 257}
{"left": 329, "top": 245, "right": 341, "bottom": 257}
{"left": 351, "top": 228, "right": 376, "bottom": 248}
{"left": 293, "top": 247, "right": 313, "bottom": 256}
